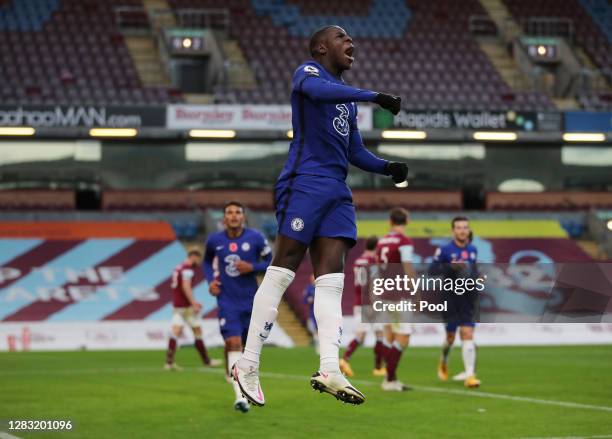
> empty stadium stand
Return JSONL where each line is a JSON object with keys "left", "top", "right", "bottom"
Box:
{"left": 486, "top": 191, "right": 612, "bottom": 210}
{"left": 169, "top": 0, "right": 555, "bottom": 110}
{"left": 0, "top": 0, "right": 182, "bottom": 105}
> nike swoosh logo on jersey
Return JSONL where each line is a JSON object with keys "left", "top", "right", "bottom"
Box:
{"left": 216, "top": 246, "right": 223, "bottom": 250}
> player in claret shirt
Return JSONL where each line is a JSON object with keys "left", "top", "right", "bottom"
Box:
{"left": 376, "top": 208, "right": 416, "bottom": 391}
{"left": 204, "top": 201, "right": 272, "bottom": 413}
{"left": 165, "top": 248, "right": 222, "bottom": 371}
{"left": 339, "top": 235, "right": 386, "bottom": 378}
{"left": 232, "top": 25, "right": 409, "bottom": 407}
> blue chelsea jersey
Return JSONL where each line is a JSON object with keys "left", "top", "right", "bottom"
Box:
{"left": 277, "top": 61, "right": 388, "bottom": 185}
{"left": 431, "top": 241, "right": 479, "bottom": 279}
{"left": 203, "top": 228, "right": 272, "bottom": 306}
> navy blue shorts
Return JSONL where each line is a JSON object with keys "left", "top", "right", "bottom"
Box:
{"left": 275, "top": 175, "right": 357, "bottom": 247}
{"left": 444, "top": 293, "right": 477, "bottom": 332}
{"left": 218, "top": 305, "right": 252, "bottom": 342}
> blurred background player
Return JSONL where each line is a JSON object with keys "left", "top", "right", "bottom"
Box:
{"left": 204, "top": 201, "right": 273, "bottom": 412}
{"left": 165, "top": 248, "right": 221, "bottom": 371}
{"left": 340, "top": 235, "right": 386, "bottom": 378}
{"left": 376, "top": 208, "right": 416, "bottom": 391}
{"left": 232, "top": 25, "right": 408, "bottom": 407}
{"left": 302, "top": 274, "right": 319, "bottom": 353}
{"left": 430, "top": 217, "right": 481, "bottom": 388}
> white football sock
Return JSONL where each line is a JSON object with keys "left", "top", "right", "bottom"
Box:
{"left": 228, "top": 350, "right": 243, "bottom": 399}
{"left": 314, "top": 273, "right": 344, "bottom": 374}
{"left": 462, "top": 340, "right": 476, "bottom": 376}
{"left": 239, "top": 266, "right": 295, "bottom": 369}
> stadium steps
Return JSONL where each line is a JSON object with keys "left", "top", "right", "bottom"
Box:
{"left": 479, "top": 0, "right": 522, "bottom": 41}
{"left": 575, "top": 47, "right": 612, "bottom": 92}
{"left": 552, "top": 97, "right": 580, "bottom": 110}
{"left": 576, "top": 239, "right": 607, "bottom": 260}
{"left": 277, "top": 299, "right": 312, "bottom": 347}
{"left": 220, "top": 40, "right": 257, "bottom": 89}
{"left": 125, "top": 35, "right": 171, "bottom": 87}
{"left": 184, "top": 93, "right": 215, "bottom": 104}
{"left": 479, "top": 41, "right": 531, "bottom": 91}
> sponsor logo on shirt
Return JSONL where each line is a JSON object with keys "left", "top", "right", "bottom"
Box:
{"left": 333, "top": 104, "right": 350, "bottom": 136}
{"left": 303, "top": 65, "right": 319, "bottom": 76}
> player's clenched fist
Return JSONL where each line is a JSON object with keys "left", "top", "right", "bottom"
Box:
{"left": 386, "top": 161, "right": 409, "bottom": 185}
{"left": 375, "top": 93, "right": 402, "bottom": 115}
{"left": 209, "top": 279, "right": 222, "bottom": 296}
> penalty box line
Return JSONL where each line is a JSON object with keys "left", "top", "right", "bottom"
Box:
{"left": 2, "top": 365, "right": 612, "bottom": 414}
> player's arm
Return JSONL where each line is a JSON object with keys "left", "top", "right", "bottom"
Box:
{"left": 399, "top": 244, "right": 417, "bottom": 282}
{"left": 294, "top": 66, "right": 401, "bottom": 114}
{"left": 203, "top": 238, "right": 221, "bottom": 295}
{"left": 348, "top": 116, "right": 408, "bottom": 183}
{"left": 428, "top": 247, "right": 448, "bottom": 276}
{"left": 181, "top": 269, "right": 202, "bottom": 312}
{"left": 236, "top": 234, "right": 272, "bottom": 274}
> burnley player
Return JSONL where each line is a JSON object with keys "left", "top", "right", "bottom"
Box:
{"left": 204, "top": 201, "right": 272, "bottom": 412}
{"left": 430, "top": 217, "right": 481, "bottom": 388}
{"left": 376, "top": 208, "right": 416, "bottom": 391}
{"left": 339, "top": 236, "right": 386, "bottom": 378}
{"left": 232, "top": 25, "right": 408, "bottom": 407}
{"left": 165, "top": 248, "right": 221, "bottom": 371}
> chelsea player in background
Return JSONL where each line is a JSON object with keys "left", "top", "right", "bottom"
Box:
{"left": 430, "top": 216, "right": 481, "bottom": 389}
{"left": 204, "top": 201, "right": 272, "bottom": 413}
{"left": 233, "top": 25, "right": 409, "bottom": 407}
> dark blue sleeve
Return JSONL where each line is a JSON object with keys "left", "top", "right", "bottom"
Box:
{"left": 203, "top": 236, "right": 216, "bottom": 283}
{"left": 252, "top": 232, "right": 272, "bottom": 273}
{"left": 348, "top": 107, "right": 389, "bottom": 175}
{"left": 293, "top": 64, "right": 377, "bottom": 103}
{"left": 428, "top": 246, "right": 449, "bottom": 276}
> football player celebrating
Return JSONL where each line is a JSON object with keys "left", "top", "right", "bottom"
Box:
{"left": 232, "top": 25, "right": 407, "bottom": 407}
{"left": 204, "top": 201, "right": 273, "bottom": 412}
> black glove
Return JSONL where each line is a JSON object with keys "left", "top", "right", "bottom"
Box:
{"left": 374, "top": 93, "right": 401, "bottom": 115}
{"left": 386, "top": 161, "right": 408, "bottom": 185}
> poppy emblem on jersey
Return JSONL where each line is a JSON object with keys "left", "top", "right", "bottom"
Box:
{"left": 229, "top": 242, "right": 238, "bottom": 252}
{"left": 241, "top": 242, "right": 250, "bottom": 252}
{"left": 291, "top": 217, "right": 304, "bottom": 232}
{"left": 461, "top": 250, "right": 468, "bottom": 259}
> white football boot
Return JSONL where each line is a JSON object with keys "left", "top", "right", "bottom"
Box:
{"left": 232, "top": 363, "right": 265, "bottom": 407}
{"left": 310, "top": 371, "right": 365, "bottom": 405}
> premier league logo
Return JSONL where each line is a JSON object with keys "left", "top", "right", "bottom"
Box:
{"left": 291, "top": 217, "right": 304, "bottom": 232}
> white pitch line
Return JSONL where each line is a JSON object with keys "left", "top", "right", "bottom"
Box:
{"left": 520, "top": 436, "right": 612, "bottom": 439}
{"left": 2, "top": 366, "right": 612, "bottom": 414}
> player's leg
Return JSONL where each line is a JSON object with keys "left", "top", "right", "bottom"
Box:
{"left": 225, "top": 335, "right": 249, "bottom": 413}
{"left": 459, "top": 324, "right": 480, "bottom": 388}
{"left": 233, "top": 235, "right": 306, "bottom": 405}
{"left": 308, "top": 236, "right": 365, "bottom": 405}
{"left": 438, "top": 324, "right": 456, "bottom": 381}
{"left": 372, "top": 325, "right": 387, "bottom": 376}
{"left": 165, "top": 309, "right": 184, "bottom": 370}
{"left": 382, "top": 324, "right": 411, "bottom": 391}
{"left": 187, "top": 308, "right": 220, "bottom": 367}
{"left": 340, "top": 305, "right": 366, "bottom": 377}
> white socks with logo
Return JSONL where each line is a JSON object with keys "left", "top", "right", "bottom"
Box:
{"left": 239, "top": 266, "right": 295, "bottom": 369}
{"left": 314, "top": 273, "right": 345, "bottom": 374}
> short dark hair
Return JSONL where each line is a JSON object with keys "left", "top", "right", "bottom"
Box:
{"left": 451, "top": 216, "right": 469, "bottom": 228}
{"left": 188, "top": 248, "right": 202, "bottom": 257}
{"left": 390, "top": 207, "right": 408, "bottom": 225}
{"left": 365, "top": 235, "right": 378, "bottom": 250}
{"left": 223, "top": 201, "right": 245, "bottom": 214}
{"left": 309, "top": 25, "right": 337, "bottom": 56}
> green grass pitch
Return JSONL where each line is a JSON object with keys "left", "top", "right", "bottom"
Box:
{"left": 1, "top": 345, "right": 611, "bottom": 439}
